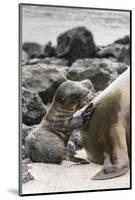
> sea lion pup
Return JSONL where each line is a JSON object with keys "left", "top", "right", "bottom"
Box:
{"left": 70, "top": 69, "right": 130, "bottom": 179}
{"left": 25, "top": 80, "right": 93, "bottom": 164}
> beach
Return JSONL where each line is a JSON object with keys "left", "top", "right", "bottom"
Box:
{"left": 22, "top": 161, "right": 130, "bottom": 195}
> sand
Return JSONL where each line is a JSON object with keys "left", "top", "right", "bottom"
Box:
{"left": 22, "top": 161, "right": 130, "bottom": 195}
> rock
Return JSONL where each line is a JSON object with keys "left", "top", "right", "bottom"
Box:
{"left": 66, "top": 130, "right": 89, "bottom": 164}
{"left": 22, "top": 163, "right": 34, "bottom": 184}
{"left": 27, "top": 57, "right": 69, "bottom": 68}
{"left": 68, "top": 59, "right": 111, "bottom": 91}
{"left": 68, "top": 58, "right": 128, "bottom": 91}
{"left": 114, "top": 35, "right": 130, "bottom": 45}
{"left": 56, "top": 26, "right": 97, "bottom": 65}
{"left": 66, "top": 130, "right": 82, "bottom": 161}
{"left": 98, "top": 36, "right": 130, "bottom": 65}
{"left": 22, "top": 64, "right": 67, "bottom": 104}
{"left": 26, "top": 58, "right": 41, "bottom": 65}
{"left": 117, "top": 46, "right": 130, "bottom": 65}
{"left": 22, "top": 42, "right": 43, "bottom": 59}
{"left": 98, "top": 43, "right": 121, "bottom": 59}
{"left": 22, "top": 51, "right": 28, "bottom": 66}
{"left": 38, "top": 57, "right": 69, "bottom": 66}
{"left": 44, "top": 41, "right": 56, "bottom": 57}
{"left": 22, "top": 87, "right": 47, "bottom": 125}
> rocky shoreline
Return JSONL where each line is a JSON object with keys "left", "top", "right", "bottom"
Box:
{"left": 21, "top": 26, "right": 130, "bottom": 184}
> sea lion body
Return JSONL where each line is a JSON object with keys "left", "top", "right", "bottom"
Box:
{"left": 79, "top": 68, "right": 130, "bottom": 179}
{"left": 25, "top": 80, "right": 91, "bottom": 163}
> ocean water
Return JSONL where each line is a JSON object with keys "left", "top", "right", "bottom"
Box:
{"left": 22, "top": 5, "right": 130, "bottom": 46}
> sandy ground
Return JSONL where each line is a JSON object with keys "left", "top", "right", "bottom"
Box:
{"left": 22, "top": 161, "right": 130, "bottom": 195}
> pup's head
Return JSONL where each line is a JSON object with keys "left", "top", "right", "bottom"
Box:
{"left": 54, "top": 80, "right": 89, "bottom": 110}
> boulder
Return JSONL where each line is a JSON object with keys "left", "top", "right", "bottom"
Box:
{"left": 27, "top": 57, "right": 69, "bottom": 68}
{"left": 22, "top": 64, "right": 67, "bottom": 104}
{"left": 67, "top": 58, "right": 128, "bottom": 91}
{"left": 22, "top": 42, "right": 43, "bottom": 59}
{"left": 114, "top": 35, "right": 130, "bottom": 45}
{"left": 22, "top": 51, "right": 28, "bottom": 66}
{"left": 98, "top": 36, "right": 130, "bottom": 65}
{"left": 38, "top": 57, "right": 69, "bottom": 66}
{"left": 56, "top": 26, "right": 97, "bottom": 65}
{"left": 66, "top": 130, "right": 89, "bottom": 164}
{"left": 22, "top": 163, "right": 34, "bottom": 183}
{"left": 44, "top": 41, "right": 56, "bottom": 57}
{"left": 117, "top": 46, "right": 130, "bottom": 65}
{"left": 22, "top": 87, "right": 47, "bottom": 125}
{"left": 68, "top": 59, "right": 110, "bottom": 91}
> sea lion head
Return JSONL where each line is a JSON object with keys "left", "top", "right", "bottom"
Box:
{"left": 54, "top": 80, "right": 89, "bottom": 110}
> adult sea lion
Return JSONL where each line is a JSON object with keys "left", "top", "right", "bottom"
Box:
{"left": 25, "top": 80, "right": 93, "bottom": 164}
{"left": 71, "top": 69, "right": 130, "bottom": 179}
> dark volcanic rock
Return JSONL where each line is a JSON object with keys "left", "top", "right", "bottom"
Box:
{"left": 44, "top": 41, "right": 56, "bottom": 57}
{"left": 22, "top": 51, "right": 28, "bottom": 66}
{"left": 117, "top": 46, "right": 130, "bottom": 65}
{"left": 68, "top": 59, "right": 110, "bottom": 91}
{"left": 22, "top": 87, "right": 47, "bottom": 125}
{"left": 27, "top": 57, "right": 69, "bottom": 67}
{"left": 114, "top": 35, "right": 130, "bottom": 45}
{"left": 98, "top": 43, "right": 121, "bottom": 59}
{"left": 56, "top": 26, "right": 97, "bottom": 65}
{"left": 22, "top": 163, "right": 34, "bottom": 184}
{"left": 22, "top": 42, "right": 43, "bottom": 59}
{"left": 66, "top": 130, "right": 89, "bottom": 164}
{"left": 22, "top": 64, "right": 67, "bottom": 104}
{"left": 98, "top": 36, "right": 130, "bottom": 65}
{"left": 39, "top": 57, "right": 69, "bottom": 66}
{"left": 68, "top": 58, "right": 128, "bottom": 91}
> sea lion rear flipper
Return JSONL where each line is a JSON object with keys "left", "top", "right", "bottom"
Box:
{"left": 92, "top": 152, "right": 129, "bottom": 180}
{"left": 92, "top": 165, "right": 129, "bottom": 180}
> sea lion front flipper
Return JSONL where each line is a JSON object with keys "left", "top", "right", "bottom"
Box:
{"left": 82, "top": 102, "right": 95, "bottom": 127}
{"left": 67, "top": 102, "right": 95, "bottom": 131}
{"left": 92, "top": 152, "right": 129, "bottom": 180}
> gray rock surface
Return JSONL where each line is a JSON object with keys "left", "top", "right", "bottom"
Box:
{"left": 68, "top": 58, "right": 128, "bottom": 91}
{"left": 22, "top": 42, "right": 43, "bottom": 59}
{"left": 22, "top": 64, "right": 67, "bottom": 104}
{"left": 56, "top": 26, "right": 97, "bottom": 65}
{"left": 22, "top": 87, "right": 47, "bottom": 125}
{"left": 98, "top": 35, "right": 130, "bottom": 65}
